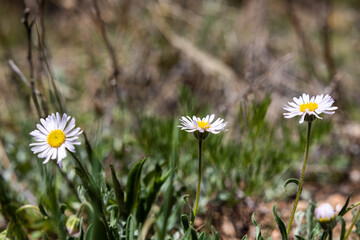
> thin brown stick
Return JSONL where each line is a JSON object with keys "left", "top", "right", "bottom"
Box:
{"left": 36, "top": 0, "right": 49, "bottom": 116}
{"left": 8, "top": 59, "right": 47, "bottom": 104}
{"left": 23, "top": 7, "right": 42, "bottom": 119}
{"left": 91, "top": 0, "right": 121, "bottom": 100}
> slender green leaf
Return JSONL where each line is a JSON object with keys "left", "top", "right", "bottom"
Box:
{"left": 126, "top": 214, "right": 135, "bottom": 240}
{"left": 180, "top": 229, "right": 191, "bottom": 240}
{"left": 190, "top": 228, "right": 198, "bottom": 240}
{"left": 295, "top": 235, "right": 305, "bottom": 240}
{"left": 183, "top": 195, "right": 195, "bottom": 223}
{"left": 198, "top": 232, "right": 205, "bottom": 240}
{"left": 251, "top": 213, "right": 263, "bottom": 240}
{"left": 181, "top": 214, "right": 190, "bottom": 231}
{"left": 109, "top": 164, "right": 126, "bottom": 216}
{"left": 338, "top": 216, "right": 346, "bottom": 240}
{"left": 338, "top": 194, "right": 352, "bottom": 216}
{"left": 38, "top": 199, "right": 48, "bottom": 217}
{"left": 137, "top": 168, "right": 172, "bottom": 223}
{"left": 83, "top": 132, "right": 93, "bottom": 161}
{"left": 84, "top": 220, "right": 107, "bottom": 240}
{"left": 306, "top": 202, "right": 315, "bottom": 238}
{"left": 125, "top": 157, "right": 147, "bottom": 212}
{"left": 273, "top": 203, "right": 288, "bottom": 240}
{"left": 214, "top": 232, "right": 219, "bottom": 240}
{"left": 211, "top": 226, "right": 219, "bottom": 240}
{"left": 241, "top": 235, "right": 248, "bottom": 240}
{"left": 310, "top": 224, "right": 321, "bottom": 239}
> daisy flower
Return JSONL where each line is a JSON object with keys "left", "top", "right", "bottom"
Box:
{"left": 178, "top": 114, "right": 227, "bottom": 134}
{"left": 315, "top": 203, "right": 336, "bottom": 222}
{"left": 30, "top": 112, "right": 82, "bottom": 168}
{"left": 283, "top": 93, "right": 338, "bottom": 123}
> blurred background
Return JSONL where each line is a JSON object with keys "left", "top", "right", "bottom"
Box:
{"left": 1, "top": 0, "right": 360, "bottom": 239}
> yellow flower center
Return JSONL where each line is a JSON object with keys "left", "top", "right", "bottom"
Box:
{"left": 47, "top": 129, "right": 66, "bottom": 148}
{"left": 318, "top": 216, "right": 334, "bottom": 223}
{"left": 299, "top": 102, "right": 318, "bottom": 113}
{"left": 196, "top": 120, "right": 210, "bottom": 129}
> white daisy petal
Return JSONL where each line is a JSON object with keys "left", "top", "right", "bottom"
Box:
{"left": 284, "top": 94, "right": 337, "bottom": 124}
{"left": 29, "top": 112, "right": 82, "bottom": 168}
{"left": 178, "top": 114, "right": 227, "bottom": 139}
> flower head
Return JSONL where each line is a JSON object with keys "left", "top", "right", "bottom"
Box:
{"left": 283, "top": 93, "right": 338, "bottom": 123}
{"left": 30, "top": 112, "right": 82, "bottom": 168}
{"left": 315, "top": 203, "right": 336, "bottom": 222}
{"left": 178, "top": 114, "right": 227, "bottom": 140}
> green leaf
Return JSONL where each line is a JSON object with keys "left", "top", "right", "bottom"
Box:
{"left": 305, "top": 202, "right": 316, "bottom": 238}
{"left": 338, "top": 194, "right": 352, "bottom": 216}
{"left": 84, "top": 220, "right": 107, "bottom": 240}
{"left": 310, "top": 224, "right": 321, "bottom": 239}
{"left": 211, "top": 226, "right": 219, "bottom": 240}
{"left": 83, "top": 132, "right": 93, "bottom": 161}
{"left": 214, "top": 232, "right": 219, "bottom": 240}
{"left": 180, "top": 229, "right": 191, "bottom": 240}
{"left": 181, "top": 214, "right": 190, "bottom": 231}
{"left": 137, "top": 168, "right": 172, "bottom": 223}
{"left": 183, "top": 195, "right": 195, "bottom": 223}
{"left": 284, "top": 178, "right": 299, "bottom": 190}
{"left": 241, "top": 235, "right": 248, "bottom": 240}
{"left": 338, "top": 216, "right": 346, "bottom": 240}
{"left": 109, "top": 164, "right": 126, "bottom": 216}
{"left": 190, "top": 228, "right": 198, "bottom": 240}
{"left": 273, "top": 203, "right": 288, "bottom": 240}
{"left": 38, "top": 199, "right": 48, "bottom": 217}
{"left": 251, "top": 213, "right": 262, "bottom": 240}
{"left": 295, "top": 235, "right": 305, "bottom": 240}
{"left": 126, "top": 214, "right": 135, "bottom": 240}
{"left": 125, "top": 157, "right": 147, "bottom": 213}
{"left": 198, "top": 232, "right": 205, "bottom": 240}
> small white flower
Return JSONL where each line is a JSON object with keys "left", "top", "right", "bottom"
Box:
{"left": 178, "top": 114, "right": 227, "bottom": 134}
{"left": 30, "top": 112, "right": 82, "bottom": 168}
{"left": 315, "top": 203, "right": 336, "bottom": 222}
{"left": 283, "top": 93, "right": 338, "bottom": 123}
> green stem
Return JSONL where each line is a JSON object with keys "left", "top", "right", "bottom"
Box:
{"left": 328, "top": 229, "right": 333, "bottom": 240}
{"left": 191, "top": 140, "right": 203, "bottom": 227}
{"left": 344, "top": 206, "right": 360, "bottom": 240}
{"left": 69, "top": 152, "right": 114, "bottom": 240}
{"left": 342, "top": 201, "right": 360, "bottom": 215}
{"left": 287, "top": 121, "right": 312, "bottom": 234}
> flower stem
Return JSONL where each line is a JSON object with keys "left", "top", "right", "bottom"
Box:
{"left": 191, "top": 140, "right": 203, "bottom": 226}
{"left": 287, "top": 121, "right": 312, "bottom": 234}
{"left": 328, "top": 229, "right": 333, "bottom": 240}
{"left": 344, "top": 206, "right": 360, "bottom": 239}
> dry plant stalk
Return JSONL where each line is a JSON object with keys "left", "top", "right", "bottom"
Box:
{"left": 23, "top": 8, "right": 42, "bottom": 118}
{"left": 91, "top": 0, "right": 121, "bottom": 101}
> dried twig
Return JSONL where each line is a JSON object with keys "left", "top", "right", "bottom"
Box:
{"left": 91, "top": 0, "right": 121, "bottom": 100}
{"left": 8, "top": 59, "right": 40, "bottom": 95}
{"left": 23, "top": 8, "right": 42, "bottom": 118}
